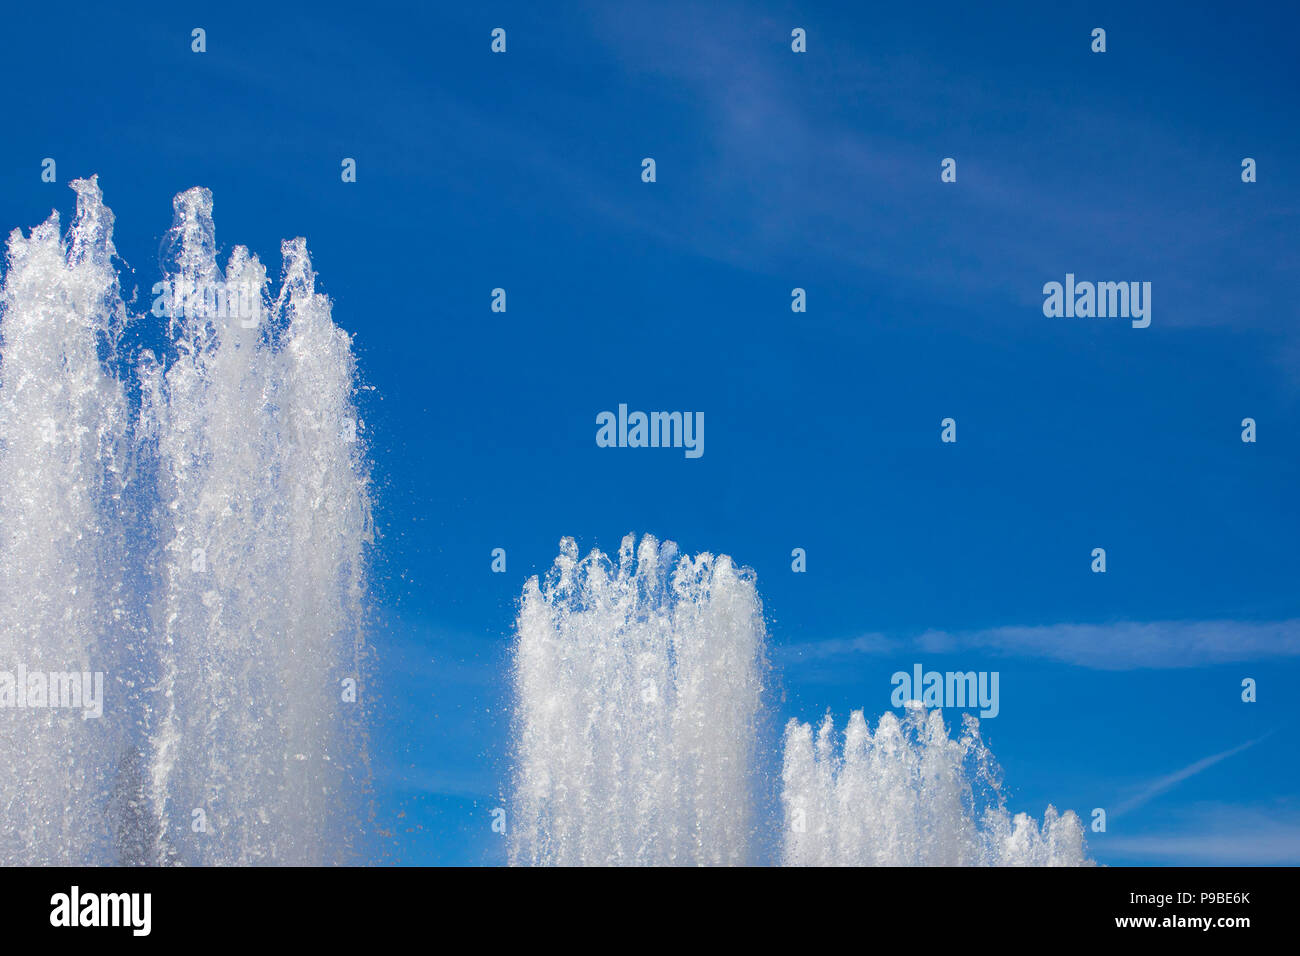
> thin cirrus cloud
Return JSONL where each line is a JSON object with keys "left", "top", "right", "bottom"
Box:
{"left": 578, "top": 2, "right": 1299, "bottom": 334}
{"left": 1102, "top": 802, "right": 1300, "bottom": 865}
{"left": 1112, "top": 732, "right": 1275, "bottom": 817}
{"left": 780, "top": 618, "right": 1300, "bottom": 670}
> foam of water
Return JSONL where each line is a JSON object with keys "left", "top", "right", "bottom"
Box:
{"left": 781, "top": 707, "right": 1090, "bottom": 865}
{"left": 510, "top": 534, "right": 768, "bottom": 865}
{"left": 0, "top": 178, "right": 371, "bottom": 865}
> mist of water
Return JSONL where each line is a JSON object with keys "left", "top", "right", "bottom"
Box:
{"left": 0, "top": 178, "right": 371, "bottom": 865}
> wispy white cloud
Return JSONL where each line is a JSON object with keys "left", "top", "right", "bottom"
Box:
{"left": 780, "top": 618, "right": 1300, "bottom": 670}
{"left": 580, "top": 0, "right": 1300, "bottom": 333}
{"left": 781, "top": 632, "right": 896, "bottom": 660}
{"left": 1113, "top": 733, "right": 1275, "bottom": 817}
{"left": 1102, "top": 803, "right": 1300, "bottom": 865}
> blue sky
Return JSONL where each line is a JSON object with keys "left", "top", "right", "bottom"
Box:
{"left": 2, "top": 1, "right": 1297, "bottom": 865}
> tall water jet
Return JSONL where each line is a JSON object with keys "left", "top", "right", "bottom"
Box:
{"left": 0, "top": 178, "right": 131, "bottom": 864}
{"left": 0, "top": 179, "right": 372, "bottom": 865}
{"left": 140, "top": 188, "right": 372, "bottom": 865}
{"left": 510, "top": 534, "right": 768, "bottom": 865}
{"left": 781, "top": 707, "right": 1090, "bottom": 865}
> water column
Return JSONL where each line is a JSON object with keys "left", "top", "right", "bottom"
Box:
{"left": 142, "top": 189, "right": 372, "bottom": 865}
{"left": 0, "top": 179, "right": 372, "bottom": 865}
{"left": 781, "top": 708, "right": 1091, "bottom": 865}
{"left": 0, "top": 178, "right": 131, "bottom": 864}
{"left": 510, "top": 534, "right": 768, "bottom": 865}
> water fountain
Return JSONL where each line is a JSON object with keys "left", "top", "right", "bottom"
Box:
{"left": 0, "top": 178, "right": 372, "bottom": 865}
{"left": 510, "top": 534, "right": 768, "bottom": 865}
{"left": 511, "top": 535, "right": 1090, "bottom": 866}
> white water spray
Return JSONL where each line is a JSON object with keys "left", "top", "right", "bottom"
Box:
{"left": 511, "top": 536, "right": 1089, "bottom": 866}
{"left": 510, "top": 534, "right": 768, "bottom": 865}
{"left": 782, "top": 707, "right": 1090, "bottom": 865}
{"left": 0, "top": 180, "right": 130, "bottom": 864}
{"left": 0, "top": 178, "right": 372, "bottom": 865}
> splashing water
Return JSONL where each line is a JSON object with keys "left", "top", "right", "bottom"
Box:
{"left": 510, "top": 534, "right": 768, "bottom": 865}
{"left": 0, "top": 178, "right": 372, "bottom": 865}
{"left": 511, "top": 535, "right": 1089, "bottom": 866}
{"left": 781, "top": 707, "right": 1090, "bottom": 865}
{"left": 0, "top": 179, "right": 131, "bottom": 864}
